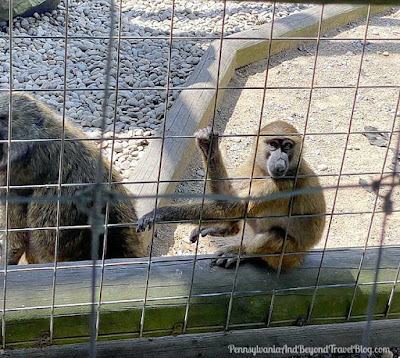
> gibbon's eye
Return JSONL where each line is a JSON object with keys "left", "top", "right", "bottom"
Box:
{"left": 268, "top": 140, "right": 279, "bottom": 150}
{"left": 283, "top": 141, "right": 293, "bottom": 151}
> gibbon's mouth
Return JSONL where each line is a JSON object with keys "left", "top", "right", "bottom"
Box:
{"left": 268, "top": 164, "right": 289, "bottom": 179}
{"left": 268, "top": 157, "right": 289, "bottom": 179}
{"left": 270, "top": 172, "right": 287, "bottom": 179}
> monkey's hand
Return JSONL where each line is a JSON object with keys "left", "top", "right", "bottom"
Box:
{"left": 189, "top": 226, "right": 221, "bottom": 243}
{"left": 136, "top": 209, "right": 166, "bottom": 232}
{"left": 213, "top": 244, "right": 242, "bottom": 269}
{"left": 190, "top": 225, "right": 240, "bottom": 243}
{"left": 194, "top": 126, "right": 219, "bottom": 160}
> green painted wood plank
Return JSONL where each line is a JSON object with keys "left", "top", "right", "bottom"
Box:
{"left": 1, "top": 247, "right": 399, "bottom": 347}
{"left": 5, "top": 318, "right": 400, "bottom": 358}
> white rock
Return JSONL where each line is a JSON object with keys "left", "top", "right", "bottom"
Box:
{"left": 114, "top": 142, "right": 123, "bottom": 153}
{"left": 92, "top": 118, "right": 103, "bottom": 128}
{"left": 123, "top": 170, "right": 132, "bottom": 179}
{"left": 134, "top": 129, "right": 144, "bottom": 137}
{"left": 2, "top": 0, "right": 310, "bottom": 172}
{"left": 120, "top": 161, "right": 131, "bottom": 170}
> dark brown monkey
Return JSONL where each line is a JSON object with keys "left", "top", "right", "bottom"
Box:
{"left": 0, "top": 92, "right": 147, "bottom": 264}
{"left": 137, "top": 121, "right": 326, "bottom": 270}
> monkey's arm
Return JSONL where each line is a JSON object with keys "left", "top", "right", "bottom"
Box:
{"left": 195, "top": 127, "right": 236, "bottom": 197}
{"left": 137, "top": 128, "right": 245, "bottom": 241}
{"left": 136, "top": 201, "right": 244, "bottom": 234}
{"left": 4, "top": 202, "right": 29, "bottom": 265}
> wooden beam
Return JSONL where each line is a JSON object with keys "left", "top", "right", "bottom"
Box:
{"left": 4, "top": 317, "right": 400, "bottom": 357}
{"left": 1, "top": 246, "right": 399, "bottom": 348}
{"left": 232, "top": 5, "right": 385, "bottom": 68}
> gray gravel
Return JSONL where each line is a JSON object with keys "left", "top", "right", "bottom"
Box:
{"left": 0, "top": 0, "right": 310, "bottom": 179}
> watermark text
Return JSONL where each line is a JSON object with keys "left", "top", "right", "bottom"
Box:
{"left": 227, "top": 344, "right": 391, "bottom": 356}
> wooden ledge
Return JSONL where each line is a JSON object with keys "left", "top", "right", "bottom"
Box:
{"left": 6, "top": 318, "right": 400, "bottom": 357}
{"left": 1, "top": 246, "right": 399, "bottom": 348}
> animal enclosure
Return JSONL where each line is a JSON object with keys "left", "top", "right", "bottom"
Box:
{"left": 0, "top": 0, "right": 399, "bottom": 357}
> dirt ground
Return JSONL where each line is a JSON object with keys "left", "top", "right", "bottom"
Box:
{"left": 152, "top": 7, "right": 400, "bottom": 257}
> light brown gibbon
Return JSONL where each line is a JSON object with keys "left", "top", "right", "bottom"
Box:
{"left": 137, "top": 120, "right": 326, "bottom": 270}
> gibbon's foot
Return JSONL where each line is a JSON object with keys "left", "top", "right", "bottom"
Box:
{"left": 190, "top": 226, "right": 239, "bottom": 243}
{"left": 190, "top": 226, "right": 219, "bottom": 243}
{"left": 212, "top": 244, "right": 242, "bottom": 269}
{"left": 194, "top": 126, "right": 219, "bottom": 159}
{"left": 136, "top": 211, "right": 156, "bottom": 232}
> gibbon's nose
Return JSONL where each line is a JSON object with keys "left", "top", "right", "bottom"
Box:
{"left": 275, "top": 159, "right": 286, "bottom": 173}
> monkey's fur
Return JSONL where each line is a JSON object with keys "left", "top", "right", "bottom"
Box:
{"left": 0, "top": 92, "right": 146, "bottom": 264}
{"left": 138, "top": 121, "right": 326, "bottom": 270}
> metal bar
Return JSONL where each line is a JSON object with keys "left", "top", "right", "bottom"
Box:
{"left": 138, "top": 0, "right": 176, "bottom": 338}
{"left": 1, "top": 84, "right": 399, "bottom": 93}
{"left": 0, "top": 127, "right": 399, "bottom": 144}
{"left": 219, "top": 0, "right": 398, "bottom": 4}
{"left": 1, "top": 0, "right": 13, "bottom": 349}
{"left": 0, "top": 179, "right": 397, "bottom": 210}
{"left": 268, "top": 4, "right": 326, "bottom": 327}
{"left": 0, "top": 35, "right": 399, "bottom": 41}
{"left": 88, "top": 1, "right": 117, "bottom": 356}
{"left": 361, "top": 95, "right": 400, "bottom": 351}
{"left": 0, "top": 168, "right": 398, "bottom": 192}
{"left": 347, "top": 89, "right": 400, "bottom": 321}
{"left": 94, "top": 0, "right": 125, "bottom": 341}
{"left": 182, "top": 0, "right": 228, "bottom": 334}
{"left": 49, "top": 0, "right": 70, "bottom": 343}
{"left": 307, "top": 5, "right": 373, "bottom": 323}
{"left": 226, "top": 2, "right": 278, "bottom": 331}
{"left": 0, "top": 204, "right": 398, "bottom": 236}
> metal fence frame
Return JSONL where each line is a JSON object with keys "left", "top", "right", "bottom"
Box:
{"left": 0, "top": 0, "right": 399, "bottom": 357}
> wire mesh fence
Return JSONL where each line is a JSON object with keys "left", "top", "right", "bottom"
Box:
{"left": 0, "top": 0, "right": 399, "bottom": 356}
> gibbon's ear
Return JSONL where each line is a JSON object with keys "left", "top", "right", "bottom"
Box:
{"left": 0, "top": 112, "right": 9, "bottom": 138}
{"left": 0, "top": 115, "right": 8, "bottom": 163}
{"left": 10, "top": 96, "right": 47, "bottom": 162}
{"left": 0, "top": 113, "right": 37, "bottom": 164}
{"left": 8, "top": 141, "right": 35, "bottom": 163}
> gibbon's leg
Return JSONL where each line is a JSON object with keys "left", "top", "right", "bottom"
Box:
{"left": 214, "top": 228, "right": 304, "bottom": 270}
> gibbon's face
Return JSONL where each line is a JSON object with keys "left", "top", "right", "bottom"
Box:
{"left": 264, "top": 137, "right": 296, "bottom": 178}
